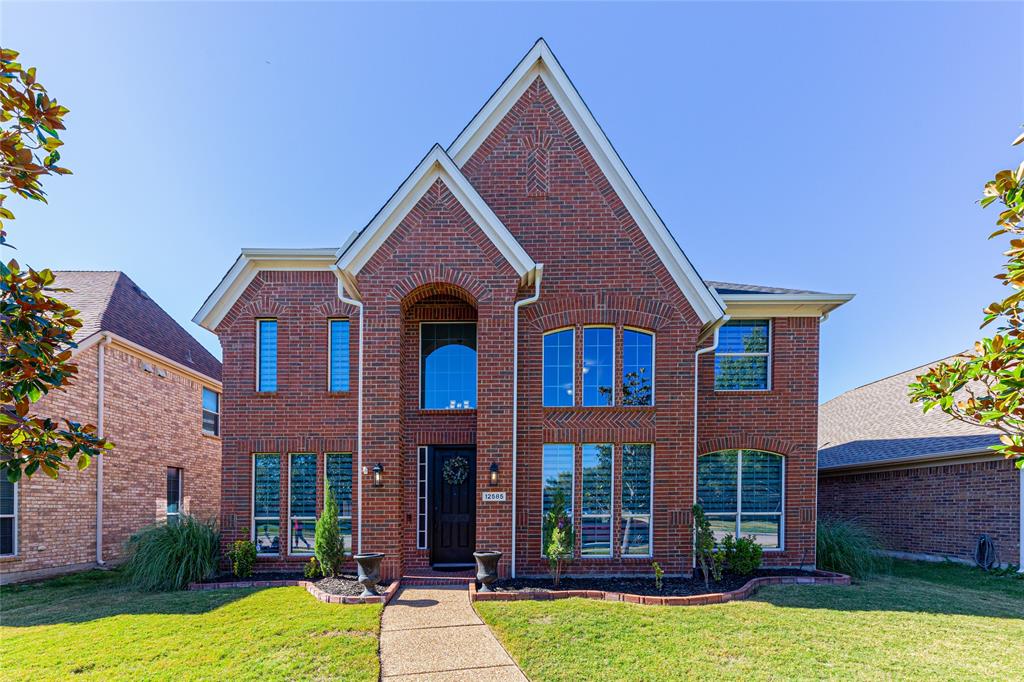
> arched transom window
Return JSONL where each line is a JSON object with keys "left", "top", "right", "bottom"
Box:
{"left": 697, "top": 449, "right": 783, "bottom": 549}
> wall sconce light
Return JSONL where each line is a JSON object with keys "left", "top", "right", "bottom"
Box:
{"left": 372, "top": 463, "right": 384, "bottom": 488}
{"left": 489, "top": 462, "right": 499, "bottom": 486}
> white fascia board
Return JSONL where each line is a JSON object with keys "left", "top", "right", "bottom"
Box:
{"left": 193, "top": 248, "right": 338, "bottom": 331}
{"left": 722, "top": 293, "right": 855, "bottom": 319}
{"left": 447, "top": 38, "right": 726, "bottom": 325}
{"left": 336, "top": 144, "right": 537, "bottom": 285}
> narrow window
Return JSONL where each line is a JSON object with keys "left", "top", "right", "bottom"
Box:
{"left": 714, "top": 320, "right": 771, "bottom": 391}
{"left": 253, "top": 454, "right": 280, "bottom": 555}
{"left": 257, "top": 319, "right": 278, "bottom": 392}
{"left": 620, "top": 444, "right": 653, "bottom": 556}
{"left": 582, "top": 327, "right": 614, "bottom": 406}
{"left": 541, "top": 444, "right": 574, "bottom": 556}
{"left": 581, "top": 444, "right": 613, "bottom": 556}
{"left": 622, "top": 329, "right": 654, "bottom": 406}
{"left": 201, "top": 387, "right": 220, "bottom": 436}
{"left": 325, "top": 453, "right": 353, "bottom": 555}
{"left": 289, "top": 453, "right": 317, "bottom": 555}
{"left": 329, "top": 319, "right": 350, "bottom": 392}
{"left": 420, "top": 322, "right": 477, "bottom": 409}
{"left": 543, "top": 329, "right": 575, "bottom": 407}
{"left": 0, "top": 477, "right": 16, "bottom": 556}
{"left": 416, "top": 447, "right": 428, "bottom": 549}
{"left": 697, "top": 449, "right": 783, "bottom": 548}
{"left": 166, "top": 467, "right": 183, "bottom": 525}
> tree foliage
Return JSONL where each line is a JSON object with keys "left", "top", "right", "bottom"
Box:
{"left": 315, "top": 478, "right": 344, "bottom": 578}
{"left": 909, "top": 127, "right": 1024, "bottom": 469}
{"left": 0, "top": 48, "right": 110, "bottom": 482}
{"left": 543, "top": 490, "right": 574, "bottom": 587}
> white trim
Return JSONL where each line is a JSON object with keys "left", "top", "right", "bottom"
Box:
{"left": 622, "top": 327, "right": 656, "bottom": 406}
{"left": 721, "top": 293, "right": 854, "bottom": 319}
{"left": 252, "top": 453, "right": 281, "bottom": 556}
{"left": 580, "top": 444, "right": 614, "bottom": 558}
{"left": 0, "top": 478, "right": 16, "bottom": 557}
{"left": 540, "top": 443, "right": 575, "bottom": 558}
{"left": 619, "top": 443, "right": 654, "bottom": 558}
{"left": 418, "top": 321, "right": 478, "bottom": 410}
{"left": 417, "top": 446, "right": 429, "bottom": 550}
{"left": 447, "top": 39, "right": 725, "bottom": 325}
{"left": 336, "top": 144, "right": 538, "bottom": 286}
{"left": 166, "top": 467, "right": 183, "bottom": 524}
{"left": 327, "top": 318, "right": 351, "bottom": 393}
{"left": 582, "top": 326, "right": 615, "bottom": 407}
{"left": 201, "top": 387, "right": 220, "bottom": 437}
{"left": 256, "top": 319, "right": 277, "bottom": 393}
{"left": 287, "top": 453, "right": 317, "bottom": 557}
{"left": 542, "top": 327, "right": 575, "bottom": 407}
{"left": 714, "top": 319, "right": 772, "bottom": 392}
{"left": 74, "top": 331, "right": 221, "bottom": 389}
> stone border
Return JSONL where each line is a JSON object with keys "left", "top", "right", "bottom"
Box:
{"left": 188, "top": 578, "right": 401, "bottom": 605}
{"left": 469, "top": 571, "right": 850, "bottom": 606}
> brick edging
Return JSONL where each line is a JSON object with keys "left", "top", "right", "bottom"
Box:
{"left": 469, "top": 571, "right": 850, "bottom": 606}
{"left": 188, "top": 578, "right": 401, "bottom": 605}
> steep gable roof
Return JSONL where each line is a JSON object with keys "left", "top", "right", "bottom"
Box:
{"left": 57, "top": 271, "right": 221, "bottom": 382}
{"left": 447, "top": 38, "right": 725, "bottom": 325}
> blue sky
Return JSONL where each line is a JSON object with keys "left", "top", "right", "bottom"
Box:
{"left": 4, "top": 1, "right": 1022, "bottom": 401}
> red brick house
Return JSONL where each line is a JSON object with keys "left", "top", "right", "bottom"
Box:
{"left": 195, "top": 40, "right": 851, "bottom": 578}
{"left": 0, "top": 271, "right": 222, "bottom": 584}
{"left": 819, "top": 356, "right": 1023, "bottom": 569}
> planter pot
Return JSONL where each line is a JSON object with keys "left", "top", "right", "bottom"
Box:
{"left": 473, "top": 550, "right": 502, "bottom": 592}
{"left": 353, "top": 553, "right": 385, "bottom": 597}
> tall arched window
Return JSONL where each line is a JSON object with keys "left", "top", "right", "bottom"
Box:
{"left": 697, "top": 449, "right": 783, "bottom": 549}
{"left": 421, "top": 322, "right": 477, "bottom": 409}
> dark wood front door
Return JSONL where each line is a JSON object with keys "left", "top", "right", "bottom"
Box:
{"left": 430, "top": 446, "right": 476, "bottom": 565}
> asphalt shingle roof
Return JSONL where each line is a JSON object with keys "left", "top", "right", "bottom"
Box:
{"left": 55, "top": 271, "right": 221, "bottom": 382}
{"left": 707, "top": 281, "right": 831, "bottom": 295}
{"left": 818, "top": 355, "right": 999, "bottom": 469}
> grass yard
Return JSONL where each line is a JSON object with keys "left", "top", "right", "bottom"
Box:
{"left": 0, "top": 570, "right": 381, "bottom": 681}
{"left": 476, "top": 560, "right": 1024, "bottom": 681}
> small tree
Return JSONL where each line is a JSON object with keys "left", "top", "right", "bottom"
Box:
{"left": 315, "top": 477, "right": 343, "bottom": 577}
{"left": 909, "top": 127, "right": 1024, "bottom": 470}
{"left": 543, "top": 490, "right": 574, "bottom": 587}
{"left": 692, "top": 504, "right": 723, "bottom": 589}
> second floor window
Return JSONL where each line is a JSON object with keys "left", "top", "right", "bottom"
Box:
{"left": 543, "top": 329, "right": 574, "bottom": 407}
{"left": 257, "top": 319, "right": 278, "bottom": 392}
{"left": 329, "top": 319, "right": 350, "bottom": 392}
{"left": 202, "top": 387, "right": 219, "bottom": 436}
{"left": 715, "top": 320, "right": 770, "bottom": 391}
{"left": 622, "top": 329, "right": 654, "bottom": 406}
{"left": 421, "top": 322, "right": 477, "bottom": 409}
{"left": 582, "top": 327, "right": 613, "bottom": 406}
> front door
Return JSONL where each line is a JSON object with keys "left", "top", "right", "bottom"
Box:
{"left": 430, "top": 446, "right": 476, "bottom": 566}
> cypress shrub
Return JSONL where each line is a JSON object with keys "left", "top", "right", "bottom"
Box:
{"left": 315, "top": 478, "right": 344, "bottom": 577}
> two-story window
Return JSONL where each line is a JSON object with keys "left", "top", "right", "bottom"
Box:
{"left": 420, "top": 322, "right": 477, "bottom": 409}
{"left": 0, "top": 477, "right": 16, "bottom": 556}
{"left": 697, "top": 449, "right": 783, "bottom": 548}
{"left": 202, "top": 388, "right": 220, "bottom": 436}
{"left": 543, "top": 326, "right": 654, "bottom": 407}
{"left": 714, "top": 319, "right": 771, "bottom": 390}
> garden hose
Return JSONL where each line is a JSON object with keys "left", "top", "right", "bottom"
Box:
{"left": 974, "top": 534, "right": 998, "bottom": 571}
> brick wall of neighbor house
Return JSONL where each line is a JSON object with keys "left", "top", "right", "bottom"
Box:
{"left": 819, "top": 458, "right": 1021, "bottom": 564}
{"left": 698, "top": 318, "right": 821, "bottom": 568}
{"left": 0, "top": 342, "right": 221, "bottom": 582}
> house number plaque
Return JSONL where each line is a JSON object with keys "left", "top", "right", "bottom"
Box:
{"left": 482, "top": 491, "right": 506, "bottom": 502}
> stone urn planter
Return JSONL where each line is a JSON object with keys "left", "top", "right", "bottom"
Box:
{"left": 353, "top": 553, "right": 385, "bottom": 597}
{"left": 473, "top": 550, "right": 502, "bottom": 592}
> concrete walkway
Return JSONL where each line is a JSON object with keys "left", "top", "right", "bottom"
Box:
{"left": 379, "top": 585, "right": 528, "bottom": 681}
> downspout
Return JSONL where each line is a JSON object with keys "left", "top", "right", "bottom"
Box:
{"left": 511, "top": 265, "right": 543, "bottom": 579}
{"left": 333, "top": 267, "right": 365, "bottom": 554}
{"left": 692, "top": 316, "right": 729, "bottom": 569}
{"left": 96, "top": 333, "right": 110, "bottom": 566}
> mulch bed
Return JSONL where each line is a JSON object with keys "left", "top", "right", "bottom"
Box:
{"left": 491, "top": 568, "right": 814, "bottom": 597}
{"left": 200, "top": 572, "right": 391, "bottom": 596}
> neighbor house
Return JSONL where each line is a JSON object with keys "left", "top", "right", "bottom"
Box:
{"left": 0, "top": 271, "right": 222, "bottom": 584}
{"left": 194, "top": 40, "right": 851, "bottom": 579}
{"left": 819, "top": 356, "right": 1022, "bottom": 568}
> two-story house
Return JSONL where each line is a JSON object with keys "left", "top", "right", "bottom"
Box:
{"left": 195, "top": 40, "right": 851, "bottom": 579}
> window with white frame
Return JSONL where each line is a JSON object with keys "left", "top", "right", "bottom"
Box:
{"left": 325, "top": 453, "right": 353, "bottom": 554}
{"left": 416, "top": 447, "right": 428, "bottom": 549}
{"left": 697, "top": 449, "right": 783, "bottom": 548}
{"left": 582, "top": 327, "right": 614, "bottom": 406}
{"left": 620, "top": 444, "right": 653, "bottom": 555}
{"left": 581, "top": 444, "right": 613, "bottom": 556}
{"left": 420, "top": 322, "right": 477, "bottom": 409}
{"left": 257, "top": 319, "right": 278, "bottom": 392}
{"left": 166, "top": 467, "right": 182, "bottom": 525}
{"left": 329, "top": 319, "right": 350, "bottom": 392}
{"left": 289, "top": 453, "right": 316, "bottom": 555}
{"left": 202, "top": 387, "right": 219, "bottom": 436}
{"left": 253, "top": 454, "right": 280, "bottom": 555}
{"left": 622, "top": 329, "right": 654, "bottom": 406}
{"left": 541, "top": 444, "right": 574, "bottom": 555}
{"left": 543, "top": 329, "right": 574, "bottom": 407}
{"left": 714, "top": 320, "right": 770, "bottom": 390}
{"left": 0, "top": 476, "right": 16, "bottom": 556}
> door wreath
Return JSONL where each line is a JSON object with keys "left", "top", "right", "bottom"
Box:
{"left": 442, "top": 456, "right": 470, "bottom": 486}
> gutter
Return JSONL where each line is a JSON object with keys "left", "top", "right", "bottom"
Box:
{"left": 511, "top": 265, "right": 543, "bottom": 579}
{"left": 96, "top": 333, "right": 110, "bottom": 566}
{"left": 692, "top": 316, "right": 729, "bottom": 568}
{"left": 332, "top": 266, "right": 365, "bottom": 554}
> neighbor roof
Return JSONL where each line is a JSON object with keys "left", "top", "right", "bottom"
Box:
{"left": 818, "top": 355, "right": 999, "bottom": 471}
{"left": 56, "top": 271, "right": 221, "bottom": 382}
{"left": 707, "top": 281, "right": 833, "bottom": 296}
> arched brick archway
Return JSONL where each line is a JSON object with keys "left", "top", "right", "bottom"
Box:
{"left": 389, "top": 267, "right": 488, "bottom": 311}
{"left": 698, "top": 435, "right": 796, "bottom": 458}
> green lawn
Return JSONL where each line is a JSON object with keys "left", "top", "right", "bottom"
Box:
{"left": 0, "top": 570, "right": 381, "bottom": 681}
{"left": 476, "top": 560, "right": 1024, "bottom": 681}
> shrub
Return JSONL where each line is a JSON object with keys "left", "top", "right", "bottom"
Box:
{"left": 652, "top": 561, "right": 664, "bottom": 590}
{"left": 817, "top": 518, "right": 891, "bottom": 579}
{"left": 315, "top": 478, "right": 344, "bottom": 577}
{"left": 721, "top": 534, "right": 763, "bottom": 576}
{"left": 692, "top": 504, "right": 723, "bottom": 588}
{"left": 543, "top": 490, "right": 574, "bottom": 587}
{"left": 122, "top": 515, "right": 218, "bottom": 591}
{"left": 304, "top": 557, "right": 321, "bottom": 580}
{"left": 228, "top": 539, "right": 256, "bottom": 579}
